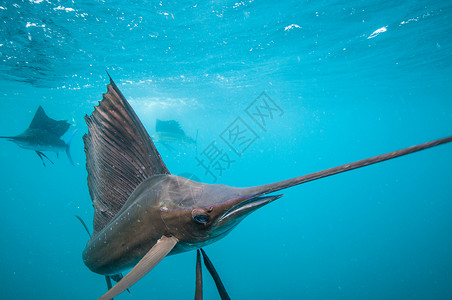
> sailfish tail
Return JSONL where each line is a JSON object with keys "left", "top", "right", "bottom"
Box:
{"left": 65, "top": 129, "right": 78, "bottom": 166}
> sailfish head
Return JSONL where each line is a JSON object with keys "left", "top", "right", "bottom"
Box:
{"left": 150, "top": 175, "right": 283, "bottom": 251}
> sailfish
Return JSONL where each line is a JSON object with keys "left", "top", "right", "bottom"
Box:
{"left": 0, "top": 106, "right": 75, "bottom": 166}
{"left": 152, "top": 119, "right": 196, "bottom": 144}
{"left": 81, "top": 75, "right": 452, "bottom": 300}
{"left": 152, "top": 119, "right": 197, "bottom": 152}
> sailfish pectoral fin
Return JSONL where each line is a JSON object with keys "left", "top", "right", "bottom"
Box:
{"left": 200, "top": 248, "right": 231, "bottom": 300}
{"left": 109, "top": 273, "right": 130, "bottom": 294}
{"left": 97, "top": 236, "right": 178, "bottom": 300}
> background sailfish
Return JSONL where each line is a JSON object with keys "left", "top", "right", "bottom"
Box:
{"left": 82, "top": 76, "right": 452, "bottom": 300}
{"left": 152, "top": 119, "right": 197, "bottom": 152}
{"left": 0, "top": 106, "right": 75, "bottom": 166}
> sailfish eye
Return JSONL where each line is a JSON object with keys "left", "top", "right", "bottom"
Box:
{"left": 194, "top": 214, "right": 210, "bottom": 223}
{"left": 192, "top": 209, "right": 210, "bottom": 224}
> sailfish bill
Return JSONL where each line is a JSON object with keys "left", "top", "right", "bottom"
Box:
{"left": 81, "top": 75, "right": 452, "bottom": 299}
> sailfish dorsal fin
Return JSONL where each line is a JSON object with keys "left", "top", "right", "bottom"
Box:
{"left": 83, "top": 75, "right": 170, "bottom": 235}
{"left": 28, "top": 106, "right": 70, "bottom": 137}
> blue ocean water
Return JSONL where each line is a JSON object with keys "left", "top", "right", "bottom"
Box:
{"left": 1, "top": 0, "right": 451, "bottom": 299}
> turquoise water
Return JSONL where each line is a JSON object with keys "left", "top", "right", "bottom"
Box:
{"left": 1, "top": 0, "right": 452, "bottom": 299}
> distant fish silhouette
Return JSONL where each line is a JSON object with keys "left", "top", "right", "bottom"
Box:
{"left": 0, "top": 106, "right": 75, "bottom": 166}
{"left": 152, "top": 119, "right": 196, "bottom": 150}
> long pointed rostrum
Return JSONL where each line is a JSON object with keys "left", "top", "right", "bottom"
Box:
{"left": 200, "top": 249, "right": 231, "bottom": 300}
{"left": 245, "top": 136, "right": 452, "bottom": 197}
{"left": 195, "top": 250, "right": 203, "bottom": 300}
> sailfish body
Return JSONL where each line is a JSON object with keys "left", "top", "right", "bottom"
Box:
{"left": 82, "top": 76, "right": 452, "bottom": 300}
{"left": 83, "top": 174, "right": 279, "bottom": 275}
{"left": 0, "top": 106, "right": 75, "bottom": 166}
